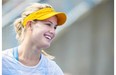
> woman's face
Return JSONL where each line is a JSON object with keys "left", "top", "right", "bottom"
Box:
{"left": 30, "top": 16, "right": 57, "bottom": 49}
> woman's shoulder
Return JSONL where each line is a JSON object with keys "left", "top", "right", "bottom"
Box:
{"left": 42, "top": 54, "right": 64, "bottom": 74}
{"left": 2, "top": 48, "right": 14, "bottom": 59}
{"left": 42, "top": 54, "right": 56, "bottom": 65}
{"left": 2, "top": 48, "right": 13, "bottom": 55}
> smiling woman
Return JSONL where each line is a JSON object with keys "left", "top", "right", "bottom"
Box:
{"left": 2, "top": 3, "right": 67, "bottom": 75}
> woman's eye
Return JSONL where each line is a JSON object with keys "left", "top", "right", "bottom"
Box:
{"left": 46, "top": 23, "right": 51, "bottom": 26}
{"left": 45, "top": 23, "right": 57, "bottom": 29}
{"left": 54, "top": 26, "right": 57, "bottom": 29}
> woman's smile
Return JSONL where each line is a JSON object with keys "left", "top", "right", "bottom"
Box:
{"left": 44, "top": 32, "right": 54, "bottom": 42}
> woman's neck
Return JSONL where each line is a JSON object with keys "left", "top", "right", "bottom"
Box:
{"left": 18, "top": 41, "right": 41, "bottom": 66}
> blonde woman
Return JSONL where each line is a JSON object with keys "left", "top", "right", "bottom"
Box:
{"left": 2, "top": 3, "right": 67, "bottom": 75}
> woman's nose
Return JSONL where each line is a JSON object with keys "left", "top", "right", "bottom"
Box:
{"left": 49, "top": 27, "right": 55, "bottom": 35}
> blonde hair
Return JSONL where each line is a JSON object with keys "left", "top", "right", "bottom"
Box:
{"left": 13, "top": 3, "right": 54, "bottom": 59}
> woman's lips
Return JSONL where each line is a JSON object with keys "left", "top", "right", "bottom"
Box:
{"left": 44, "top": 33, "right": 54, "bottom": 41}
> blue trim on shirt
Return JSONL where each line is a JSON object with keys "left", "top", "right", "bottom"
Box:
{"left": 13, "top": 47, "right": 19, "bottom": 61}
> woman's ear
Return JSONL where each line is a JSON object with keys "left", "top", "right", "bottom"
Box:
{"left": 26, "top": 21, "right": 31, "bottom": 27}
{"left": 26, "top": 21, "right": 33, "bottom": 31}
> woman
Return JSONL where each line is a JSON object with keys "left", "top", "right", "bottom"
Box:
{"left": 2, "top": 3, "right": 67, "bottom": 75}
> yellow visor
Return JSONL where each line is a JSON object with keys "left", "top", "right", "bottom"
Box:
{"left": 22, "top": 8, "right": 67, "bottom": 27}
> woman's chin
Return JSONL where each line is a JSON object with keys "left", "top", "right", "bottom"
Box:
{"left": 35, "top": 41, "right": 51, "bottom": 49}
{"left": 39, "top": 42, "right": 51, "bottom": 49}
{"left": 43, "top": 44, "right": 50, "bottom": 49}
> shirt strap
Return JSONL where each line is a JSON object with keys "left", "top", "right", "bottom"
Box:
{"left": 13, "top": 47, "right": 19, "bottom": 61}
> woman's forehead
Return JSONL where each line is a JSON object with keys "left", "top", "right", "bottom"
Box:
{"left": 45, "top": 16, "right": 57, "bottom": 21}
{"left": 42, "top": 16, "right": 57, "bottom": 24}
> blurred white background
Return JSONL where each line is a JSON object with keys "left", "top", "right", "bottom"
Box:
{"left": 2, "top": 0, "right": 114, "bottom": 75}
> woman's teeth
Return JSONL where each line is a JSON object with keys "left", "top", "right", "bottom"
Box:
{"left": 44, "top": 35, "right": 52, "bottom": 40}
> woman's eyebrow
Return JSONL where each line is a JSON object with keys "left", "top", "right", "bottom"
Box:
{"left": 46, "top": 20, "right": 53, "bottom": 24}
{"left": 44, "top": 20, "right": 57, "bottom": 26}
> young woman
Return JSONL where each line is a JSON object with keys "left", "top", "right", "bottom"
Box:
{"left": 2, "top": 3, "right": 67, "bottom": 75}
